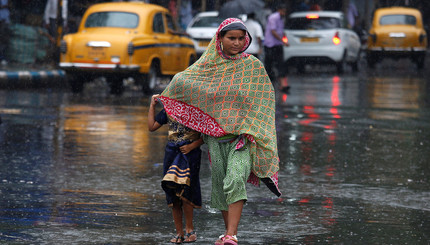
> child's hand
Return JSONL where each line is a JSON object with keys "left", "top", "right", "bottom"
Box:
{"left": 179, "top": 144, "right": 194, "bottom": 155}
{"left": 150, "top": 94, "right": 160, "bottom": 106}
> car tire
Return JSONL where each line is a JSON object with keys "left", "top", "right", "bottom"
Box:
{"left": 296, "top": 63, "right": 305, "bottom": 74}
{"left": 415, "top": 56, "right": 425, "bottom": 69}
{"left": 107, "top": 76, "right": 124, "bottom": 95}
{"left": 366, "top": 52, "right": 376, "bottom": 68}
{"left": 351, "top": 60, "right": 359, "bottom": 72}
{"left": 68, "top": 73, "right": 85, "bottom": 93}
{"left": 351, "top": 50, "right": 360, "bottom": 72}
{"left": 189, "top": 55, "right": 197, "bottom": 66}
{"left": 141, "top": 61, "right": 160, "bottom": 95}
{"left": 336, "top": 52, "right": 346, "bottom": 74}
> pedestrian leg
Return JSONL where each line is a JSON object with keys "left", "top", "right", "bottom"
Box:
{"left": 170, "top": 200, "right": 184, "bottom": 243}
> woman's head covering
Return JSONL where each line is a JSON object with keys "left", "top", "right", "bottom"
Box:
{"left": 159, "top": 18, "right": 280, "bottom": 196}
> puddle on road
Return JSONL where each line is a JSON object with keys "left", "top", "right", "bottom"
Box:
{"left": 0, "top": 74, "right": 429, "bottom": 244}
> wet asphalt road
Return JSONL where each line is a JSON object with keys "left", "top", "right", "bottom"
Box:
{"left": 0, "top": 59, "right": 429, "bottom": 244}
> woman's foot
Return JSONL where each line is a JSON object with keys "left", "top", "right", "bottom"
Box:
{"left": 223, "top": 235, "right": 238, "bottom": 245}
{"left": 184, "top": 231, "right": 197, "bottom": 243}
{"left": 214, "top": 234, "right": 225, "bottom": 245}
{"left": 170, "top": 235, "right": 184, "bottom": 244}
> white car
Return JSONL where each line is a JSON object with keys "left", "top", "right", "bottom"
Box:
{"left": 283, "top": 11, "right": 361, "bottom": 73}
{"left": 186, "top": 11, "right": 224, "bottom": 56}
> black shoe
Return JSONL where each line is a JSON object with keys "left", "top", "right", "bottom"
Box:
{"left": 281, "top": 86, "right": 290, "bottom": 94}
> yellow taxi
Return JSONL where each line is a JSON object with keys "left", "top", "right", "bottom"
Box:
{"left": 59, "top": 2, "right": 196, "bottom": 94}
{"left": 367, "top": 7, "right": 427, "bottom": 69}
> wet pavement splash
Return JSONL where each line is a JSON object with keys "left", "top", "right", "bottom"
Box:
{"left": 0, "top": 65, "right": 429, "bottom": 244}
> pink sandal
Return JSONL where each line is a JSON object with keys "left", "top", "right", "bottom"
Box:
{"left": 223, "top": 235, "right": 238, "bottom": 245}
{"left": 214, "top": 234, "right": 224, "bottom": 245}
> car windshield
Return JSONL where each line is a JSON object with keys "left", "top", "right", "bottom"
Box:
{"left": 85, "top": 11, "right": 139, "bottom": 28}
{"left": 191, "top": 16, "right": 224, "bottom": 28}
{"left": 286, "top": 16, "right": 341, "bottom": 30}
{"left": 379, "top": 14, "right": 416, "bottom": 25}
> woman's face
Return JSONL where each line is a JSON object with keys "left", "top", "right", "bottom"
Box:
{"left": 220, "top": 30, "right": 246, "bottom": 56}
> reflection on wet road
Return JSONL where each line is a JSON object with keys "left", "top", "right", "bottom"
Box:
{"left": 0, "top": 65, "right": 429, "bottom": 244}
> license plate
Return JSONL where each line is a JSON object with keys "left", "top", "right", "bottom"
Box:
{"left": 300, "top": 37, "right": 319, "bottom": 42}
{"left": 88, "top": 47, "right": 106, "bottom": 59}
{"left": 198, "top": 41, "right": 210, "bottom": 47}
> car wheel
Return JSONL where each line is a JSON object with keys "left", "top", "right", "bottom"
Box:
{"left": 107, "top": 75, "right": 124, "bottom": 95}
{"left": 336, "top": 52, "right": 346, "bottom": 74}
{"left": 68, "top": 73, "right": 85, "bottom": 93}
{"left": 415, "top": 56, "right": 425, "bottom": 69}
{"left": 366, "top": 52, "right": 376, "bottom": 68}
{"left": 351, "top": 60, "right": 359, "bottom": 72}
{"left": 296, "top": 64, "right": 305, "bottom": 74}
{"left": 189, "top": 55, "right": 197, "bottom": 66}
{"left": 141, "top": 61, "right": 160, "bottom": 95}
{"left": 351, "top": 50, "right": 360, "bottom": 72}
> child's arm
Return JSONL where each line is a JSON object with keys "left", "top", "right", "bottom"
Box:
{"left": 180, "top": 137, "right": 204, "bottom": 154}
{"left": 148, "top": 94, "right": 162, "bottom": 132}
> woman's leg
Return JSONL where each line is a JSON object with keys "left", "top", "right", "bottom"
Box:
{"left": 221, "top": 210, "right": 228, "bottom": 230}
{"left": 222, "top": 141, "right": 251, "bottom": 239}
{"left": 226, "top": 200, "right": 244, "bottom": 236}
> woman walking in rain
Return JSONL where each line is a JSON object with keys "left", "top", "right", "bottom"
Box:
{"left": 158, "top": 18, "right": 281, "bottom": 244}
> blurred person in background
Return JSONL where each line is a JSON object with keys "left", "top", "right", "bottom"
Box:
{"left": 263, "top": 3, "right": 289, "bottom": 93}
{"left": 296, "top": 0, "right": 310, "bottom": 11}
{"left": 0, "top": 0, "right": 10, "bottom": 65}
{"left": 347, "top": 0, "right": 358, "bottom": 29}
{"left": 244, "top": 12, "right": 264, "bottom": 59}
{"left": 43, "top": 0, "right": 67, "bottom": 64}
{"left": 179, "top": 0, "right": 192, "bottom": 30}
{"left": 44, "top": 0, "right": 68, "bottom": 40}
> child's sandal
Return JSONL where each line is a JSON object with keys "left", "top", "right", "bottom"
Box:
{"left": 170, "top": 235, "right": 184, "bottom": 244}
{"left": 223, "top": 235, "right": 238, "bottom": 245}
{"left": 184, "top": 230, "right": 197, "bottom": 243}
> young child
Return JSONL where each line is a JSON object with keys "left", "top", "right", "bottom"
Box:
{"left": 148, "top": 94, "right": 203, "bottom": 244}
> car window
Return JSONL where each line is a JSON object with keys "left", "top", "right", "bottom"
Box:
{"left": 286, "top": 16, "right": 341, "bottom": 30}
{"left": 165, "top": 14, "right": 178, "bottom": 32}
{"left": 153, "top": 12, "right": 165, "bottom": 33}
{"left": 191, "top": 16, "right": 224, "bottom": 28}
{"left": 379, "top": 14, "right": 416, "bottom": 25}
{"left": 85, "top": 12, "right": 138, "bottom": 28}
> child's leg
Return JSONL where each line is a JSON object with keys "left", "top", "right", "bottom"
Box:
{"left": 183, "top": 202, "right": 197, "bottom": 242}
{"left": 183, "top": 202, "right": 194, "bottom": 233}
{"left": 172, "top": 200, "right": 183, "bottom": 237}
